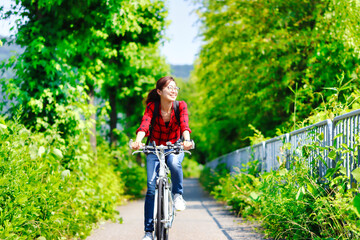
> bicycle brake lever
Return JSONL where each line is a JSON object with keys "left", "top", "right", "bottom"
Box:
{"left": 132, "top": 150, "right": 143, "bottom": 155}
{"left": 183, "top": 150, "right": 192, "bottom": 155}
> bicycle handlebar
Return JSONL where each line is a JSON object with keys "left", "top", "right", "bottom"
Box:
{"left": 129, "top": 139, "right": 195, "bottom": 155}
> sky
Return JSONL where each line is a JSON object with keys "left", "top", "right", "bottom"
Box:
{"left": 0, "top": 0, "right": 202, "bottom": 65}
{"left": 0, "top": 0, "right": 17, "bottom": 37}
{"left": 160, "top": 0, "right": 202, "bottom": 65}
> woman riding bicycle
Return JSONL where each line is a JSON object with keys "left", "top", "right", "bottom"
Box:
{"left": 131, "top": 76, "right": 193, "bottom": 240}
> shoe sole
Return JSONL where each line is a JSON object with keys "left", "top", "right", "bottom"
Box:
{"left": 175, "top": 207, "right": 186, "bottom": 211}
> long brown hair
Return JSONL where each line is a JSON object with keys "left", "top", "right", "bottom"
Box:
{"left": 146, "top": 76, "right": 175, "bottom": 104}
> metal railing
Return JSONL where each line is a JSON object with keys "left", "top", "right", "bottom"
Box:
{"left": 206, "top": 109, "right": 360, "bottom": 180}
{"left": 333, "top": 112, "right": 360, "bottom": 182}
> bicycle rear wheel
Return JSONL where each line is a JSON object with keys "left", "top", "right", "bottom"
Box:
{"left": 155, "top": 179, "right": 168, "bottom": 240}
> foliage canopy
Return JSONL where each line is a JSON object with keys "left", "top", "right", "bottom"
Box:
{"left": 190, "top": 0, "right": 360, "bottom": 161}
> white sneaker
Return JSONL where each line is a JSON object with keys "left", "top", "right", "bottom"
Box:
{"left": 174, "top": 194, "right": 186, "bottom": 211}
{"left": 142, "top": 231, "right": 153, "bottom": 240}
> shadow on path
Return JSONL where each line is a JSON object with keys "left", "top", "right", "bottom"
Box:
{"left": 87, "top": 178, "right": 268, "bottom": 240}
{"left": 173, "top": 178, "right": 268, "bottom": 240}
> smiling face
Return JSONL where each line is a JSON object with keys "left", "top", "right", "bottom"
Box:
{"left": 157, "top": 80, "right": 178, "bottom": 102}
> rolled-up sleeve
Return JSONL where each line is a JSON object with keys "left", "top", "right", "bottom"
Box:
{"left": 136, "top": 102, "right": 154, "bottom": 136}
{"left": 179, "top": 101, "right": 192, "bottom": 134}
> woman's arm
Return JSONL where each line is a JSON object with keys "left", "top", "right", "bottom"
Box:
{"left": 132, "top": 103, "right": 154, "bottom": 150}
{"left": 131, "top": 131, "right": 146, "bottom": 150}
{"left": 182, "top": 130, "right": 190, "bottom": 141}
{"left": 182, "top": 131, "right": 193, "bottom": 150}
{"left": 179, "top": 101, "right": 191, "bottom": 134}
{"left": 136, "top": 102, "right": 154, "bottom": 136}
{"left": 179, "top": 101, "right": 193, "bottom": 150}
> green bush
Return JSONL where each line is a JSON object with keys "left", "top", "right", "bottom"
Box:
{"left": 183, "top": 158, "right": 203, "bottom": 178}
{"left": 258, "top": 165, "right": 319, "bottom": 239}
{"left": 0, "top": 117, "right": 129, "bottom": 239}
{"left": 212, "top": 161, "right": 262, "bottom": 219}
{"left": 201, "top": 161, "right": 262, "bottom": 219}
{"left": 201, "top": 142, "right": 360, "bottom": 239}
{"left": 117, "top": 161, "right": 146, "bottom": 199}
{"left": 199, "top": 163, "right": 229, "bottom": 193}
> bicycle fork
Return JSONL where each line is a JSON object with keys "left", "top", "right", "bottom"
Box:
{"left": 163, "top": 179, "right": 174, "bottom": 229}
{"left": 153, "top": 149, "right": 175, "bottom": 237}
{"left": 154, "top": 178, "right": 174, "bottom": 228}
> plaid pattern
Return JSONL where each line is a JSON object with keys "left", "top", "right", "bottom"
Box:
{"left": 136, "top": 101, "right": 192, "bottom": 145}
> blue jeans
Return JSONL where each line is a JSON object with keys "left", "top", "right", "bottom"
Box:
{"left": 144, "top": 150, "right": 184, "bottom": 232}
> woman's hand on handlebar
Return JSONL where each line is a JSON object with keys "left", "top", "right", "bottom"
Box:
{"left": 182, "top": 140, "right": 193, "bottom": 150}
{"left": 131, "top": 141, "right": 144, "bottom": 150}
{"left": 131, "top": 132, "right": 145, "bottom": 150}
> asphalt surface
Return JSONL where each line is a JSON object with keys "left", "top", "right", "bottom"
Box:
{"left": 87, "top": 178, "right": 268, "bottom": 240}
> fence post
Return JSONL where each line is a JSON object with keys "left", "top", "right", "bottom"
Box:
{"left": 358, "top": 114, "right": 360, "bottom": 168}
{"left": 262, "top": 141, "right": 267, "bottom": 173}
{"left": 285, "top": 133, "right": 290, "bottom": 170}
{"left": 326, "top": 119, "right": 334, "bottom": 169}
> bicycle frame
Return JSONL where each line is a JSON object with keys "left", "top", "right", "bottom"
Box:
{"left": 152, "top": 146, "right": 175, "bottom": 230}
{"left": 130, "top": 140, "right": 193, "bottom": 240}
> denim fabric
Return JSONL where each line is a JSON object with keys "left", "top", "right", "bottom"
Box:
{"left": 144, "top": 150, "right": 184, "bottom": 232}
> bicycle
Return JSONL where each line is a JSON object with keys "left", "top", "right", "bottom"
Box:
{"left": 129, "top": 140, "right": 194, "bottom": 240}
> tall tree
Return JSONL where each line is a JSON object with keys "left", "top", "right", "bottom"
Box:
{"left": 105, "top": 43, "right": 169, "bottom": 146}
{"left": 191, "top": 0, "right": 360, "bottom": 161}
{"left": 1, "top": 0, "right": 169, "bottom": 151}
{"left": 98, "top": 0, "right": 169, "bottom": 146}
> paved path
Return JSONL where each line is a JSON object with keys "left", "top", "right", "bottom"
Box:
{"left": 87, "top": 178, "right": 267, "bottom": 240}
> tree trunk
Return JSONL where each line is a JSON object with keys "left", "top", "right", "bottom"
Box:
{"left": 125, "top": 98, "right": 142, "bottom": 165}
{"left": 88, "top": 85, "right": 97, "bottom": 156}
{"left": 109, "top": 87, "right": 118, "bottom": 146}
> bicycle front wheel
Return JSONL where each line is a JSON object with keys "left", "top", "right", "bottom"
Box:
{"left": 155, "top": 179, "right": 169, "bottom": 240}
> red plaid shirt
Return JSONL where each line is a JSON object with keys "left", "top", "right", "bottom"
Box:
{"left": 136, "top": 101, "right": 192, "bottom": 145}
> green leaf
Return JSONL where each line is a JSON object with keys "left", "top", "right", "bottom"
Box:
{"left": 279, "top": 168, "right": 288, "bottom": 176}
{"left": 38, "top": 146, "right": 46, "bottom": 157}
{"left": 61, "top": 170, "right": 71, "bottom": 179}
{"left": 17, "top": 196, "right": 28, "bottom": 205}
{"left": 52, "top": 148, "right": 63, "bottom": 159}
{"left": 341, "top": 143, "right": 348, "bottom": 149}
{"left": 339, "top": 166, "right": 347, "bottom": 175}
{"left": 296, "top": 186, "right": 305, "bottom": 200}
{"left": 353, "top": 194, "right": 360, "bottom": 215}
{"left": 306, "top": 183, "right": 316, "bottom": 195}
{"left": 352, "top": 168, "right": 360, "bottom": 182}
{"left": 328, "top": 150, "right": 337, "bottom": 160}
{"left": 333, "top": 133, "right": 343, "bottom": 140}
{"left": 318, "top": 132, "right": 324, "bottom": 141}
{"left": 250, "top": 192, "right": 260, "bottom": 201}
{"left": 325, "top": 168, "right": 335, "bottom": 179}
